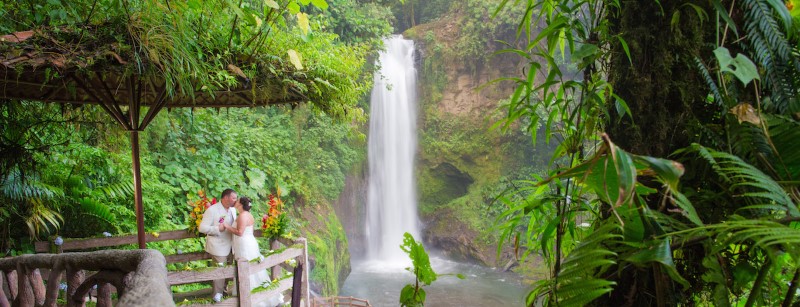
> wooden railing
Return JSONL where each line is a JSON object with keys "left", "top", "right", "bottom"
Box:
{"left": 167, "top": 237, "right": 310, "bottom": 307}
{"left": 23, "top": 229, "right": 310, "bottom": 307}
{"left": 0, "top": 249, "right": 173, "bottom": 307}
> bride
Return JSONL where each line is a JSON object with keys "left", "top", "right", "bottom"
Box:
{"left": 225, "top": 196, "right": 284, "bottom": 307}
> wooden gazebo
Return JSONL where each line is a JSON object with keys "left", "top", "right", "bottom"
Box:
{"left": 0, "top": 27, "right": 314, "bottom": 248}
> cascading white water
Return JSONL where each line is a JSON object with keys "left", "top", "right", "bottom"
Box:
{"left": 365, "top": 35, "right": 420, "bottom": 262}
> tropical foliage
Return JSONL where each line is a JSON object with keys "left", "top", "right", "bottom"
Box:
{"left": 494, "top": 0, "right": 800, "bottom": 305}
{"left": 261, "top": 190, "right": 289, "bottom": 240}
{"left": 0, "top": 1, "right": 375, "bottom": 281}
{"left": 399, "top": 232, "right": 463, "bottom": 307}
{"left": 187, "top": 190, "right": 216, "bottom": 236}
{"left": 0, "top": 0, "right": 369, "bottom": 120}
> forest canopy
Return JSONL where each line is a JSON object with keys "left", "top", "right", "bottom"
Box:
{"left": 0, "top": 0, "right": 390, "bottom": 263}
{"left": 0, "top": 0, "right": 371, "bottom": 120}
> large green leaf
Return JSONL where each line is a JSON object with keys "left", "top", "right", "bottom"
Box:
{"left": 625, "top": 238, "right": 689, "bottom": 288}
{"left": 714, "top": 47, "right": 760, "bottom": 86}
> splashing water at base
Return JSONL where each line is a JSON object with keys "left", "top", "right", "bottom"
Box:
{"left": 341, "top": 256, "right": 529, "bottom": 306}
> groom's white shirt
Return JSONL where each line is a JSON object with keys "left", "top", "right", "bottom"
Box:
{"left": 199, "top": 203, "right": 238, "bottom": 257}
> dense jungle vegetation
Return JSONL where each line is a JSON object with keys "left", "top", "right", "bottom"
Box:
{"left": 491, "top": 0, "right": 800, "bottom": 305}
{"left": 0, "top": 0, "right": 396, "bottom": 295}
{"left": 2, "top": 0, "right": 800, "bottom": 305}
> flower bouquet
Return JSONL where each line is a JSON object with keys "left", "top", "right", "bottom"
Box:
{"left": 187, "top": 190, "right": 216, "bottom": 236}
{"left": 261, "top": 190, "right": 289, "bottom": 240}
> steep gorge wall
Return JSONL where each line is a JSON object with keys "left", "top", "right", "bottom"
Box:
{"left": 330, "top": 162, "right": 368, "bottom": 258}
{"left": 294, "top": 195, "right": 352, "bottom": 296}
{"left": 404, "top": 18, "right": 536, "bottom": 268}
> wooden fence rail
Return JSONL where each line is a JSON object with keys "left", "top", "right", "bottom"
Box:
{"left": 20, "top": 230, "right": 310, "bottom": 307}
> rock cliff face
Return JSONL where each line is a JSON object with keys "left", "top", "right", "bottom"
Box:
{"left": 404, "top": 15, "right": 543, "bottom": 269}
{"left": 294, "top": 195, "right": 352, "bottom": 296}
{"left": 329, "top": 163, "right": 368, "bottom": 258}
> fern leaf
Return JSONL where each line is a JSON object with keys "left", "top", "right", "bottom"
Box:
{"left": 78, "top": 197, "right": 116, "bottom": 224}
{"left": 694, "top": 57, "right": 724, "bottom": 106}
{"left": 689, "top": 144, "right": 797, "bottom": 216}
{"left": 740, "top": 0, "right": 799, "bottom": 113}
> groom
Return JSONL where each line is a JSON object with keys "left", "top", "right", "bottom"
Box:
{"left": 199, "top": 188, "right": 238, "bottom": 301}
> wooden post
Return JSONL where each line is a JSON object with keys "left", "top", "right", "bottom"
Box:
{"left": 236, "top": 259, "right": 251, "bottom": 307}
{"left": 297, "top": 238, "right": 310, "bottom": 307}
{"left": 291, "top": 263, "right": 303, "bottom": 307}
{"left": 270, "top": 239, "right": 280, "bottom": 280}
{"left": 131, "top": 130, "right": 146, "bottom": 249}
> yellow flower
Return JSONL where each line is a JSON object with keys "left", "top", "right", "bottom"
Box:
{"left": 196, "top": 219, "right": 203, "bottom": 226}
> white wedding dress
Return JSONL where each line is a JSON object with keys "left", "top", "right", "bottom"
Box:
{"left": 233, "top": 225, "right": 284, "bottom": 307}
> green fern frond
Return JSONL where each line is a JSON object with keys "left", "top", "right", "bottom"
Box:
{"left": 694, "top": 57, "right": 724, "bottom": 106}
{"left": 740, "top": 0, "right": 799, "bottom": 113}
{"left": 727, "top": 121, "right": 771, "bottom": 162}
{"left": 531, "top": 224, "right": 621, "bottom": 306}
{"left": 714, "top": 218, "right": 800, "bottom": 258}
{"left": 556, "top": 279, "right": 617, "bottom": 306}
{"left": 689, "top": 144, "right": 797, "bottom": 216}
{"left": 676, "top": 216, "right": 800, "bottom": 260}
{"left": 1, "top": 170, "right": 64, "bottom": 201}
{"left": 78, "top": 197, "right": 116, "bottom": 225}
{"left": 765, "top": 115, "right": 800, "bottom": 180}
{"left": 98, "top": 181, "right": 134, "bottom": 199}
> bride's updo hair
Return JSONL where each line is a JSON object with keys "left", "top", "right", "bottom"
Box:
{"left": 239, "top": 197, "right": 252, "bottom": 211}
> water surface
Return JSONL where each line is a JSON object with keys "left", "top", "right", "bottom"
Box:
{"left": 341, "top": 256, "right": 529, "bottom": 307}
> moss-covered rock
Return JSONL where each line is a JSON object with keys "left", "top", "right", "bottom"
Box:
{"left": 293, "top": 196, "right": 351, "bottom": 296}
{"left": 406, "top": 10, "right": 551, "bottom": 271}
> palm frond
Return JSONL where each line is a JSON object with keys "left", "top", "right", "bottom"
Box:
{"left": 23, "top": 198, "right": 63, "bottom": 239}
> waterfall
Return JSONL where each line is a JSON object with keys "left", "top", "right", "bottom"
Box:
{"left": 365, "top": 35, "right": 420, "bottom": 262}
